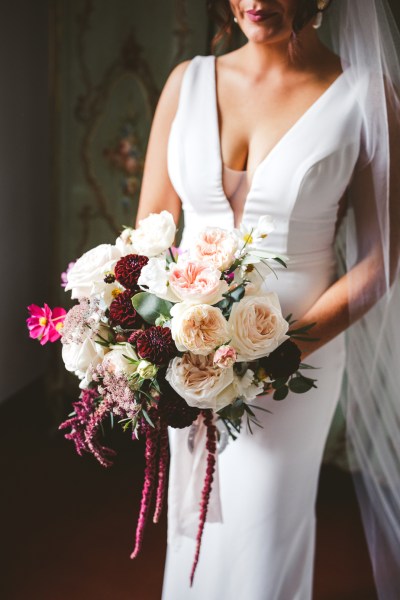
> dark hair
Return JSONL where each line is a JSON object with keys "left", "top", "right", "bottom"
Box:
{"left": 207, "top": 0, "right": 331, "bottom": 54}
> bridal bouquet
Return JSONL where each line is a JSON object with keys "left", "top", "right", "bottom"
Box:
{"left": 27, "top": 210, "right": 316, "bottom": 585}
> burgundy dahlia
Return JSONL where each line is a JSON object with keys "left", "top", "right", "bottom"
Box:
{"left": 109, "top": 290, "right": 143, "bottom": 329}
{"left": 114, "top": 254, "right": 149, "bottom": 290}
{"left": 136, "top": 326, "right": 176, "bottom": 366}
{"left": 128, "top": 329, "right": 143, "bottom": 345}
{"left": 158, "top": 382, "right": 200, "bottom": 428}
{"left": 260, "top": 339, "right": 302, "bottom": 380}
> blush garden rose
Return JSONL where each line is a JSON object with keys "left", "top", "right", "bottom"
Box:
{"left": 170, "top": 302, "right": 231, "bottom": 355}
{"left": 165, "top": 352, "right": 235, "bottom": 411}
{"left": 228, "top": 292, "right": 289, "bottom": 361}
{"left": 191, "top": 227, "right": 238, "bottom": 271}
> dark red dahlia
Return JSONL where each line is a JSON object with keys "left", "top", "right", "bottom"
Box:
{"left": 158, "top": 382, "right": 200, "bottom": 429}
{"left": 109, "top": 290, "right": 143, "bottom": 329}
{"left": 114, "top": 254, "right": 149, "bottom": 290}
{"left": 259, "top": 339, "right": 302, "bottom": 380}
{"left": 135, "top": 326, "right": 176, "bottom": 366}
{"left": 128, "top": 329, "right": 143, "bottom": 345}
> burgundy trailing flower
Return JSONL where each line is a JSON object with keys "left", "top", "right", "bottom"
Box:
{"left": 153, "top": 424, "right": 169, "bottom": 524}
{"left": 59, "top": 387, "right": 99, "bottom": 455}
{"left": 109, "top": 290, "right": 143, "bottom": 329}
{"left": 131, "top": 423, "right": 159, "bottom": 558}
{"left": 59, "top": 387, "right": 116, "bottom": 467}
{"left": 135, "top": 326, "right": 176, "bottom": 366}
{"left": 190, "top": 410, "right": 217, "bottom": 587}
{"left": 260, "top": 339, "right": 302, "bottom": 380}
{"left": 114, "top": 254, "right": 149, "bottom": 290}
{"left": 84, "top": 396, "right": 117, "bottom": 467}
{"left": 158, "top": 382, "right": 200, "bottom": 428}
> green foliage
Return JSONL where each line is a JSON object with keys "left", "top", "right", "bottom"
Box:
{"left": 132, "top": 292, "right": 174, "bottom": 325}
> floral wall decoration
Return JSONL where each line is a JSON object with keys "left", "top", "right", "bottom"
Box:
{"left": 54, "top": 0, "right": 209, "bottom": 289}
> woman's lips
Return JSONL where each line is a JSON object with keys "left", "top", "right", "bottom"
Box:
{"left": 245, "top": 9, "right": 278, "bottom": 23}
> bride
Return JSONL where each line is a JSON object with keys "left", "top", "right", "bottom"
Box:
{"left": 135, "top": 1, "right": 400, "bottom": 598}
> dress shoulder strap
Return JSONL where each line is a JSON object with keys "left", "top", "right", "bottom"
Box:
{"left": 174, "top": 55, "right": 215, "bottom": 127}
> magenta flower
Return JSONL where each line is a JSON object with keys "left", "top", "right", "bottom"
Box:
{"left": 26, "top": 303, "right": 67, "bottom": 345}
{"left": 61, "top": 261, "right": 76, "bottom": 288}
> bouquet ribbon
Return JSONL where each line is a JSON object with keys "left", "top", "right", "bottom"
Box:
{"left": 166, "top": 413, "right": 223, "bottom": 550}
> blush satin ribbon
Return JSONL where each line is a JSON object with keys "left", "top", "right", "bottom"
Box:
{"left": 166, "top": 413, "right": 223, "bottom": 549}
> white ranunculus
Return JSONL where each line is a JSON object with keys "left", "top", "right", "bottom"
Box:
{"left": 170, "top": 302, "right": 231, "bottom": 355}
{"left": 101, "top": 343, "right": 139, "bottom": 376}
{"left": 233, "top": 369, "right": 264, "bottom": 402}
{"left": 64, "top": 244, "right": 123, "bottom": 303}
{"left": 62, "top": 335, "right": 107, "bottom": 386}
{"left": 165, "top": 353, "right": 235, "bottom": 411}
{"left": 137, "top": 256, "right": 178, "bottom": 301}
{"left": 129, "top": 211, "right": 176, "bottom": 257}
{"left": 229, "top": 292, "right": 289, "bottom": 361}
{"left": 115, "top": 227, "right": 136, "bottom": 256}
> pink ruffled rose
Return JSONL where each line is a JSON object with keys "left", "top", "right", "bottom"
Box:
{"left": 27, "top": 304, "right": 67, "bottom": 345}
{"left": 191, "top": 227, "right": 238, "bottom": 271}
{"left": 168, "top": 260, "right": 228, "bottom": 304}
{"left": 213, "top": 345, "right": 237, "bottom": 369}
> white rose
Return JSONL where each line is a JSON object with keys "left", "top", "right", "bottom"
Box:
{"left": 166, "top": 353, "right": 235, "bottom": 411}
{"left": 130, "top": 211, "right": 176, "bottom": 257}
{"left": 102, "top": 343, "right": 139, "bottom": 376}
{"left": 170, "top": 302, "right": 231, "bottom": 355}
{"left": 229, "top": 292, "right": 289, "bottom": 361}
{"left": 62, "top": 335, "right": 107, "bottom": 385}
{"left": 64, "top": 244, "right": 123, "bottom": 303}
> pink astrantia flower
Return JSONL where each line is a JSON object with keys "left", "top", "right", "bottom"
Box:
{"left": 27, "top": 304, "right": 67, "bottom": 345}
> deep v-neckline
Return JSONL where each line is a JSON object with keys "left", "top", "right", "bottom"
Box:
{"left": 212, "top": 55, "right": 346, "bottom": 224}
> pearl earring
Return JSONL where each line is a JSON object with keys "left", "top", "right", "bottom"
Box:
{"left": 233, "top": 16, "right": 238, "bottom": 23}
{"left": 313, "top": 0, "right": 327, "bottom": 29}
{"left": 312, "top": 12, "right": 323, "bottom": 29}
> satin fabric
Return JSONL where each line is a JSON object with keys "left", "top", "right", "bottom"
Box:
{"left": 162, "top": 55, "right": 365, "bottom": 600}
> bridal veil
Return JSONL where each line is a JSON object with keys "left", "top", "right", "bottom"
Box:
{"left": 321, "top": 1, "right": 400, "bottom": 597}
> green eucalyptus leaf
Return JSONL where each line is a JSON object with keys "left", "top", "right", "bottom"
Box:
{"left": 132, "top": 292, "right": 174, "bottom": 325}
{"left": 228, "top": 284, "right": 246, "bottom": 303}
{"left": 273, "top": 385, "right": 289, "bottom": 401}
{"left": 289, "top": 376, "right": 317, "bottom": 394}
{"left": 272, "top": 377, "right": 289, "bottom": 389}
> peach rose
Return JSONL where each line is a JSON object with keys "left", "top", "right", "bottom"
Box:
{"left": 191, "top": 227, "right": 238, "bottom": 271}
{"left": 213, "top": 345, "right": 237, "bottom": 369}
{"left": 170, "top": 302, "right": 231, "bottom": 355}
{"left": 165, "top": 352, "right": 235, "bottom": 410}
{"left": 228, "top": 293, "right": 289, "bottom": 361}
{"left": 168, "top": 260, "right": 228, "bottom": 305}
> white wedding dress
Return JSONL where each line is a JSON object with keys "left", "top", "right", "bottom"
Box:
{"left": 161, "top": 54, "right": 365, "bottom": 600}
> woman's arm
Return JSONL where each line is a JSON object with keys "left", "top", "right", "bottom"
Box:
{"left": 135, "top": 60, "right": 191, "bottom": 227}
{"left": 293, "top": 160, "right": 387, "bottom": 360}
